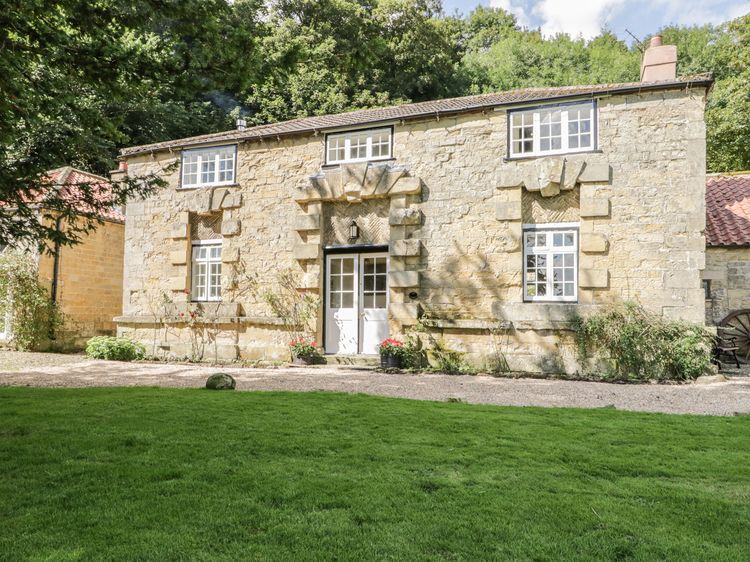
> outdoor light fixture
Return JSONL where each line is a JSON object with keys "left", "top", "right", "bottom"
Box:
{"left": 349, "top": 220, "right": 359, "bottom": 241}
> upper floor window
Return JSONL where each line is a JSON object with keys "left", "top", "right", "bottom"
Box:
{"left": 523, "top": 225, "right": 578, "bottom": 302}
{"left": 181, "top": 145, "right": 236, "bottom": 188}
{"left": 509, "top": 102, "right": 595, "bottom": 158}
{"left": 326, "top": 128, "right": 392, "bottom": 165}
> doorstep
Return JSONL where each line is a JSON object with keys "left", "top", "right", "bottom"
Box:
{"left": 325, "top": 354, "right": 380, "bottom": 367}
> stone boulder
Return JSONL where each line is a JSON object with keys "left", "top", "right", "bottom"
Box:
{"left": 205, "top": 373, "right": 236, "bottom": 390}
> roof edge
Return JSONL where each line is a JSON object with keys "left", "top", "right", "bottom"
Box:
{"left": 120, "top": 75, "right": 713, "bottom": 158}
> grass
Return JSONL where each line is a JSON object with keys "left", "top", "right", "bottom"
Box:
{"left": 0, "top": 388, "right": 748, "bottom": 561}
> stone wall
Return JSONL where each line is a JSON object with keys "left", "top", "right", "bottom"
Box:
{"left": 704, "top": 246, "right": 750, "bottom": 324}
{"left": 38, "top": 219, "right": 125, "bottom": 347}
{"left": 118, "top": 86, "right": 708, "bottom": 372}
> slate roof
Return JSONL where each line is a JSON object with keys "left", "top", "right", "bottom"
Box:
{"left": 706, "top": 173, "right": 750, "bottom": 247}
{"left": 120, "top": 74, "right": 713, "bottom": 157}
{"left": 42, "top": 167, "right": 124, "bottom": 222}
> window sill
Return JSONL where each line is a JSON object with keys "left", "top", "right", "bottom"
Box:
{"left": 178, "top": 183, "right": 240, "bottom": 191}
{"left": 321, "top": 158, "right": 396, "bottom": 170}
{"left": 503, "top": 149, "right": 602, "bottom": 163}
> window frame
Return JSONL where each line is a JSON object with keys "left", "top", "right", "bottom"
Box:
{"left": 324, "top": 126, "right": 394, "bottom": 165}
{"left": 522, "top": 223, "right": 579, "bottom": 303}
{"left": 191, "top": 239, "right": 222, "bottom": 302}
{"left": 180, "top": 144, "right": 238, "bottom": 189}
{"left": 507, "top": 100, "right": 597, "bottom": 159}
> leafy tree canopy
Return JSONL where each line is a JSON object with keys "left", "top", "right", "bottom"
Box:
{"left": 1, "top": 1, "right": 747, "bottom": 248}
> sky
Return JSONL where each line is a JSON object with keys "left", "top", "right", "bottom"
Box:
{"left": 442, "top": 0, "right": 750, "bottom": 41}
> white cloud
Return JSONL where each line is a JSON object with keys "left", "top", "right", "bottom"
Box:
{"left": 490, "top": 0, "right": 531, "bottom": 28}
{"left": 655, "top": 0, "right": 750, "bottom": 26}
{"left": 532, "top": 0, "right": 626, "bottom": 39}
{"left": 489, "top": 0, "right": 749, "bottom": 41}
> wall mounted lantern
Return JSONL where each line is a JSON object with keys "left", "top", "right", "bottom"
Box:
{"left": 349, "top": 220, "right": 359, "bottom": 241}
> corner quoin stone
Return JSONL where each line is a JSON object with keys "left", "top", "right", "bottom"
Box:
{"left": 580, "top": 233, "right": 609, "bottom": 253}
{"left": 495, "top": 201, "right": 522, "bottom": 221}
{"left": 221, "top": 220, "right": 241, "bottom": 237}
{"left": 388, "top": 303, "right": 420, "bottom": 325}
{"left": 388, "top": 271, "right": 419, "bottom": 288}
{"left": 389, "top": 208, "right": 422, "bottom": 226}
{"left": 170, "top": 223, "right": 189, "bottom": 240}
{"left": 580, "top": 198, "right": 610, "bottom": 218}
{"left": 390, "top": 239, "right": 421, "bottom": 257}
{"left": 294, "top": 214, "right": 322, "bottom": 231}
{"left": 293, "top": 243, "right": 320, "bottom": 261}
{"left": 579, "top": 268, "right": 609, "bottom": 288}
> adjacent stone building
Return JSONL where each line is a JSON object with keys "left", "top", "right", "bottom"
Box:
{"left": 0, "top": 167, "right": 125, "bottom": 348}
{"left": 704, "top": 173, "right": 750, "bottom": 325}
{"left": 113, "top": 42, "right": 712, "bottom": 372}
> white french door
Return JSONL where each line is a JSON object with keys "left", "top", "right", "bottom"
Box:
{"left": 325, "top": 252, "right": 389, "bottom": 355}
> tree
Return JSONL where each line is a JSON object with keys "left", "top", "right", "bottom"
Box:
{"left": 0, "top": 0, "right": 256, "bottom": 249}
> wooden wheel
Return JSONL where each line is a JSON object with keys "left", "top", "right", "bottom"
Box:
{"left": 719, "top": 309, "right": 750, "bottom": 361}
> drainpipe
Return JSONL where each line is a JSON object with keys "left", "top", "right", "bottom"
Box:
{"left": 50, "top": 216, "right": 62, "bottom": 305}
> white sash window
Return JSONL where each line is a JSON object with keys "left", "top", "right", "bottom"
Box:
{"left": 191, "top": 241, "right": 222, "bottom": 301}
{"left": 326, "top": 128, "right": 392, "bottom": 164}
{"left": 510, "top": 102, "right": 595, "bottom": 158}
{"left": 181, "top": 145, "right": 237, "bottom": 188}
{"left": 523, "top": 225, "right": 578, "bottom": 302}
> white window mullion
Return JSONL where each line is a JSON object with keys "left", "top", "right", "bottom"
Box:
{"left": 561, "top": 110, "right": 569, "bottom": 152}
{"left": 533, "top": 111, "right": 540, "bottom": 155}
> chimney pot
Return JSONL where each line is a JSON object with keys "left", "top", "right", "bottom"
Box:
{"left": 650, "top": 35, "right": 662, "bottom": 48}
{"left": 236, "top": 118, "right": 247, "bottom": 131}
{"left": 118, "top": 161, "right": 128, "bottom": 171}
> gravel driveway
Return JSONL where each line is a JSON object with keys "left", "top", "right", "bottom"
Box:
{"left": 1, "top": 351, "right": 748, "bottom": 416}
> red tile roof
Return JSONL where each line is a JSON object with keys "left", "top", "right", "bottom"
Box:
{"left": 120, "top": 74, "right": 713, "bottom": 157}
{"left": 39, "top": 167, "right": 124, "bottom": 223}
{"left": 706, "top": 173, "right": 750, "bottom": 247}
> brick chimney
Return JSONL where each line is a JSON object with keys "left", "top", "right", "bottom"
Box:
{"left": 640, "top": 35, "right": 677, "bottom": 82}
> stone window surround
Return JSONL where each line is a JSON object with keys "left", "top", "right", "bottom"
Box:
{"left": 180, "top": 144, "right": 238, "bottom": 189}
{"left": 506, "top": 100, "right": 598, "bottom": 160}
{"left": 294, "top": 161, "right": 423, "bottom": 327}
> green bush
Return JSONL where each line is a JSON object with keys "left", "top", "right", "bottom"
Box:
{"left": 0, "top": 251, "right": 63, "bottom": 350}
{"left": 575, "top": 302, "right": 712, "bottom": 382}
{"left": 85, "top": 336, "right": 146, "bottom": 362}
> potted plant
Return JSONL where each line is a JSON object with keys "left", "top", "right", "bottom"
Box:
{"left": 289, "top": 337, "right": 318, "bottom": 365}
{"left": 377, "top": 338, "right": 403, "bottom": 369}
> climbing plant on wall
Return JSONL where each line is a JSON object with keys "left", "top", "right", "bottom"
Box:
{"left": 0, "top": 251, "right": 63, "bottom": 350}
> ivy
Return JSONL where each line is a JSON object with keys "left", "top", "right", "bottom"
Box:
{"left": 0, "top": 251, "right": 63, "bottom": 350}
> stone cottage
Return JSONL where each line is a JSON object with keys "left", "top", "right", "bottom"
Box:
{"left": 113, "top": 40, "right": 713, "bottom": 373}
{"left": 704, "top": 173, "right": 750, "bottom": 330}
{"left": 0, "top": 167, "right": 125, "bottom": 348}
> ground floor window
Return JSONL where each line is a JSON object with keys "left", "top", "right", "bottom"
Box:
{"left": 191, "top": 241, "right": 222, "bottom": 301}
{"left": 523, "top": 224, "right": 578, "bottom": 302}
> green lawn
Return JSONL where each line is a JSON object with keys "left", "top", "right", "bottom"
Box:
{"left": 0, "top": 388, "right": 748, "bottom": 561}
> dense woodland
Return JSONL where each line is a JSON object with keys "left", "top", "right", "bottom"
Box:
{"left": 1, "top": 1, "right": 749, "bottom": 245}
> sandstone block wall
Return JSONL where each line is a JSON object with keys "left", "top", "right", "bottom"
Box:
{"left": 704, "top": 247, "right": 750, "bottom": 324}
{"left": 38, "top": 219, "right": 125, "bottom": 347}
{"left": 118, "top": 86, "right": 708, "bottom": 372}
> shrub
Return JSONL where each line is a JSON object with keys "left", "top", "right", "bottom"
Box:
{"left": 85, "top": 336, "right": 145, "bottom": 361}
{"left": 0, "top": 251, "right": 63, "bottom": 350}
{"left": 575, "top": 302, "right": 712, "bottom": 382}
{"left": 426, "top": 338, "right": 477, "bottom": 375}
